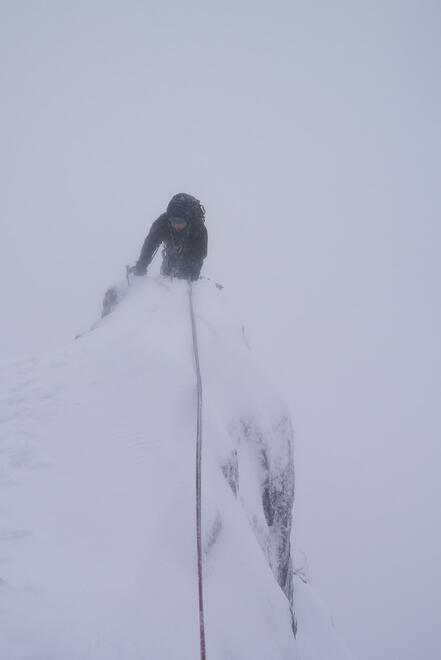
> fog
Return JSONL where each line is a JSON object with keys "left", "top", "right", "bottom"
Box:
{"left": 1, "top": 2, "right": 440, "bottom": 659}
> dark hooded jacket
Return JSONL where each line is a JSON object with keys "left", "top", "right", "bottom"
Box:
{"left": 135, "top": 213, "right": 207, "bottom": 281}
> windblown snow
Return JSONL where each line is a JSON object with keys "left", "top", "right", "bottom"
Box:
{"left": 0, "top": 277, "right": 353, "bottom": 659}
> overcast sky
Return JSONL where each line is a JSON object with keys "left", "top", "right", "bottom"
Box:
{"left": 1, "top": 2, "right": 440, "bottom": 659}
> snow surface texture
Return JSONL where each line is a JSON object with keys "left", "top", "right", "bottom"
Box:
{"left": 0, "top": 277, "right": 353, "bottom": 659}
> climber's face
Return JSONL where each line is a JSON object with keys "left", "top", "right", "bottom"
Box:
{"left": 169, "top": 217, "right": 187, "bottom": 232}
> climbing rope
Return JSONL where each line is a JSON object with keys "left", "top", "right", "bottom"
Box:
{"left": 188, "top": 281, "right": 207, "bottom": 660}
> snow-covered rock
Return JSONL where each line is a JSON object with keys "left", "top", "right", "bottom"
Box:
{"left": 0, "top": 277, "right": 353, "bottom": 659}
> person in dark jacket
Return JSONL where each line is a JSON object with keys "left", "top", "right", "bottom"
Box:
{"left": 131, "top": 193, "right": 208, "bottom": 281}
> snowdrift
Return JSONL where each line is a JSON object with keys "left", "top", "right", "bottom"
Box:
{"left": 0, "top": 277, "right": 353, "bottom": 659}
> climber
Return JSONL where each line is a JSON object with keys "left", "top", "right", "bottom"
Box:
{"left": 130, "top": 193, "right": 208, "bottom": 281}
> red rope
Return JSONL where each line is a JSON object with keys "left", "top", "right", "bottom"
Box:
{"left": 189, "top": 282, "right": 207, "bottom": 660}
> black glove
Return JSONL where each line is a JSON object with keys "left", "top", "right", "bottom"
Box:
{"left": 129, "top": 263, "right": 147, "bottom": 276}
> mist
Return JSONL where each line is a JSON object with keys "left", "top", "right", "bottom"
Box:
{"left": 1, "top": 2, "right": 440, "bottom": 659}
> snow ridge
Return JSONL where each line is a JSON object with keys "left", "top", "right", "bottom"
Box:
{"left": 0, "top": 277, "right": 353, "bottom": 659}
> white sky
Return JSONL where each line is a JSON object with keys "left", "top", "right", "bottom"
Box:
{"left": 1, "top": 2, "right": 440, "bottom": 659}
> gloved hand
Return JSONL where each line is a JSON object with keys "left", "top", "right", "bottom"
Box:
{"left": 128, "top": 263, "right": 147, "bottom": 276}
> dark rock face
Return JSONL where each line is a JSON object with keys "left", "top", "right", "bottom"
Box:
{"left": 223, "top": 414, "right": 296, "bottom": 633}
{"left": 221, "top": 449, "right": 239, "bottom": 496}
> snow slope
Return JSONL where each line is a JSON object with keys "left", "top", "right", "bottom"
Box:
{"left": 0, "top": 277, "right": 353, "bottom": 659}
